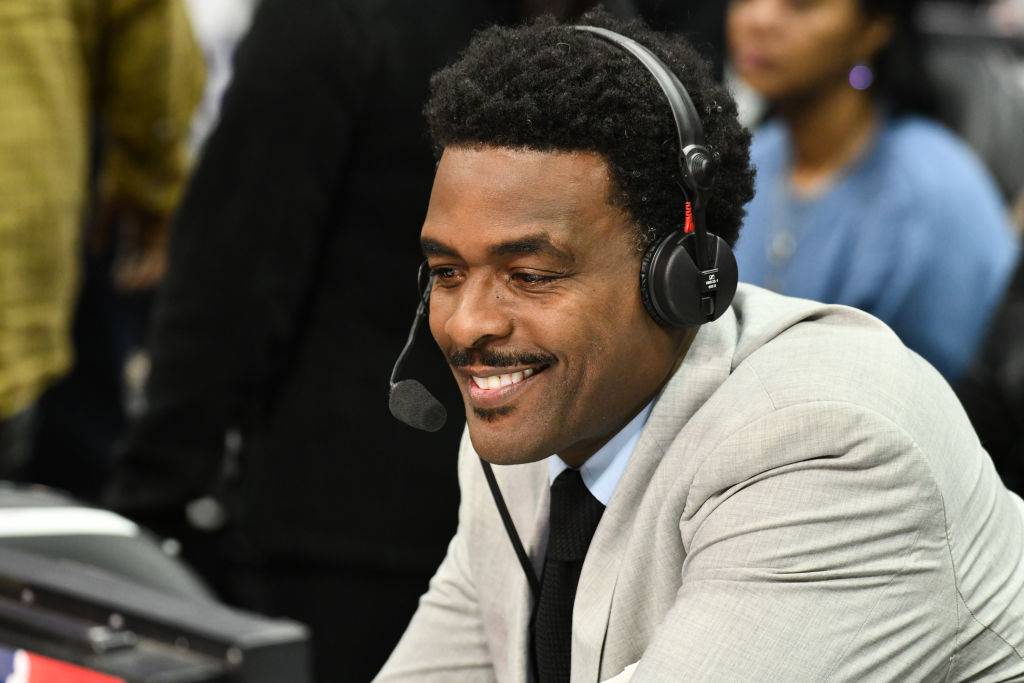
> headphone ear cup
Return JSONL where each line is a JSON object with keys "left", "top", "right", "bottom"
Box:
{"left": 641, "top": 231, "right": 738, "bottom": 327}
{"left": 639, "top": 237, "right": 670, "bottom": 327}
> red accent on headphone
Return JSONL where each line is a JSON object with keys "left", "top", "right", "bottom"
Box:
{"left": 683, "top": 201, "right": 695, "bottom": 234}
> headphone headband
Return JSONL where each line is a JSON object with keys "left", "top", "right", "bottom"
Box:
{"left": 571, "top": 26, "right": 714, "bottom": 202}
{"left": 573, "top": 26, "right": 704, "bottom": 150}
{"left": 571, "top": 24, "right": 737, "bottom": 326}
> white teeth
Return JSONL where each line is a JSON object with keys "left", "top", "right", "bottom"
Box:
{"left": 472, "top": 368, "right": 538, "bottom": 390}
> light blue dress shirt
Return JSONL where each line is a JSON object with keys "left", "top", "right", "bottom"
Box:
{"left": 548, "top": 402, "right": 655, "bottom": 505}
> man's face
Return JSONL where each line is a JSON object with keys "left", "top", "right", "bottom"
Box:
{"left": 421, "top": 146, "right": 687, "bottom": 467}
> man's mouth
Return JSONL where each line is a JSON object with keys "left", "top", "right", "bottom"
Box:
{"left": 470, "top": 367, "right": 536, "bottom": 389}
{"left": 463, "top": 364, "right": 550, "bottom": 407}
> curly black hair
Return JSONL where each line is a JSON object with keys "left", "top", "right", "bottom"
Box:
{"left": 424, "top": 8, "right": 755, "bottom": 249}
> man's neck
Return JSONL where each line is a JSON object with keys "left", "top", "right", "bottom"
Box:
{"left": 778, "top": 83, "right": 879, "bottom": 196}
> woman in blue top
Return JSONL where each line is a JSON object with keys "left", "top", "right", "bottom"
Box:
{"left": 727, "top": 0, "right": 1019, "bottom": 380}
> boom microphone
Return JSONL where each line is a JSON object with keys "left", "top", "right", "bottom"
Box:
{"left": 390, "top": 378, "right": 446, "bottom": 432}
{"left": 389, "top": 266, "right": 447, "bottom": 432}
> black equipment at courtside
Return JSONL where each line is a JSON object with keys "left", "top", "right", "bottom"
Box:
{"left": 0, "top": 546, "right": 309, "bottom": 682}
{"left": 387, "top": 25, "right": 739, "bottom": 600}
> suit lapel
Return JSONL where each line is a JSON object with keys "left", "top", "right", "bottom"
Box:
{"left": 571, "top": 309, "right": 739, "bottom": 681}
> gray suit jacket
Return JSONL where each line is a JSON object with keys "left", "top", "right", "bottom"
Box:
{"left": 377, "top": 284, "right": 1024, "bottom": 681}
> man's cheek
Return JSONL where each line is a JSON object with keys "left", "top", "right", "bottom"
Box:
{"left": 427, "top": 310, "right": 446, "bottom": 347}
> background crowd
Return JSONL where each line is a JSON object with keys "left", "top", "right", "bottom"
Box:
{"left": 0, "top": 0, "right": 1022, "bottom": 680}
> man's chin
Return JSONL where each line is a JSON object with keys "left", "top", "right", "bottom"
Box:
{"left": 466, "top": 412, "right": 551, "bottom": 466}
{"left": 471, "top": 405, "right": 516, "bottom": 423}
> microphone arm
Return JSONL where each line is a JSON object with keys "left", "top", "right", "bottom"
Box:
{"left": 388, "top": 265, "right": 447, "bottom": 432}
{"left": 390, "top": 264, "right": 432, "bottom": 389}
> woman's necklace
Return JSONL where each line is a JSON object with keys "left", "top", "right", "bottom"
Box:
{"left": 764, "top": 173, "right": 810, "bottom": 293}
{"left": 763, "top": 116, "right": 881, "bottom": 294}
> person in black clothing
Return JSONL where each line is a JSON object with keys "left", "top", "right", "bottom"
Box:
{"left": 102, "top": 1, "right": 642, "bottom": 680}
{"left": 103, "top": 1, "right": 502, "bottom": 679}
{"left": 958, "top": 255, "right": 1024, "bottom": 494}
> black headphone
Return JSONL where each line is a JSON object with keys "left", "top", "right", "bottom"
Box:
{"left": 574, "top": 25, "right": 738, "bottom": 327}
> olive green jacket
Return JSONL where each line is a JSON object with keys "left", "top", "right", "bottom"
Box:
{"left": 0, "top": 0, "right": 204, "bottom": 418}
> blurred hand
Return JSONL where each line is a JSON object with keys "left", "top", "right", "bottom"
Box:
{"left": 92, "top": 195, "right": 170, "bottom": 291}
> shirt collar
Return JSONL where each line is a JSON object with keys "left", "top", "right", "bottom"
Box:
{"left": 547, "top": 401, "right": 655, "bottom": 506}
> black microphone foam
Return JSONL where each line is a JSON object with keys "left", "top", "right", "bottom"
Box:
{"left": 389, "top": 379, "right": 447, "bottom": 432}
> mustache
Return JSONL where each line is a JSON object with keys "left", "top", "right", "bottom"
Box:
{"left": 448, "top": 348, "right": 556, "bottom": 368}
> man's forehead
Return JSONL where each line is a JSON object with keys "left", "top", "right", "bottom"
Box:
{"left": 431, "top": 146, "right": 613, "bottom": 210}
{"left": 422, "top": 146, "right": 623, "bottom": 245}
{"left": 438, "top": 144, "right": 610, "bottom": 173}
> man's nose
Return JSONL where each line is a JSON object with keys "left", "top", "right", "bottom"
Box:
{"left": 442, "top": 276, "right": 513, "bottom": 350}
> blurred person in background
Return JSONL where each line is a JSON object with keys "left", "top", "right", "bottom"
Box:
{"left": 935, "top": 0, "right": 1024, "bottom": 497}
{"left": 183, "top": 0, "right": 260, "bottom": 152}
{"left": 919, "top": 0, "right": 1024, "bottom": 212}
{"left": 103, "top": 1, "right": 643, "bottom": 680}
{"left": 0, "top": 0, "right": 203, "bottom": 478}
{"left": 957, "top": 213, "right": 1024, "bottom": 494}
{"left": 728, "top": 0, "right": 1020, "bottom": 381}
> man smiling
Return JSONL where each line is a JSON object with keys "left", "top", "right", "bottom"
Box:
{"left": 420, "top": 148, "right": 691, "bottom": 467}
{"left": 378, "top": 10, "right": 1024, "bottom": 683}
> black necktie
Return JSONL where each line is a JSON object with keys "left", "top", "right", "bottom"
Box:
{"left": 532, "top": 468, "right": 605, "bottom": 683}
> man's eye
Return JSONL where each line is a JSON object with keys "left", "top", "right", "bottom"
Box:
{"left": 429, "top": 266, "right": 462, "bottom": 287}
{"left": 429, "top": 266, "right": 457, "bottom": 279}
{"left": 512, "top": 272, "right": 559, "bottom": 286}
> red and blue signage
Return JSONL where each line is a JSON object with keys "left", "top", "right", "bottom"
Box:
{"left": 0, "top": 645, "right": 125, "bottom": 682}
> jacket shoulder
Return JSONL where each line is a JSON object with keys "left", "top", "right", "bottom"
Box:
{"left": 729, "top": 284, "right": 947, "bottom": 424}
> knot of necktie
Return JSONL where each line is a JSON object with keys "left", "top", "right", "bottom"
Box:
{"left": 546, "top": 468, "right": 605, "bottom": 562}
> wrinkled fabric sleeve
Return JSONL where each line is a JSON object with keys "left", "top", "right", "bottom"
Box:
{"left": 375, "top": 434, "right": 497, "bottom": 682}
{"left": 632, "top": 402, "right": 954, "bottom": 681}
{"left": 99, "top": 0, "right": 205, "bottom": 215}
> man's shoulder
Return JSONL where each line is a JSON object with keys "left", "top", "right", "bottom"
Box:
{"left": 640, "top": 285, "right": 942, "bottom": 481}
{"left": 718, "top": 284, "right": 959, "bottom": 441}
{"left": 730, "top": 283, "right": 908, "bottom": 372}
{"left": 676, "top": 286, "right": 1000, "bottom": 544}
